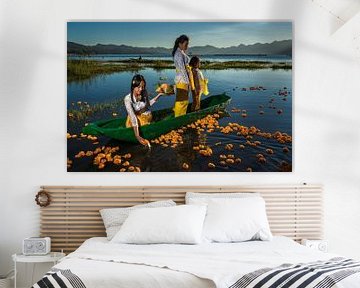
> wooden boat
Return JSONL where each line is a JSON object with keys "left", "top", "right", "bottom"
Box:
{"left": 82, "top": 93, "right": 231, "bottom": 142}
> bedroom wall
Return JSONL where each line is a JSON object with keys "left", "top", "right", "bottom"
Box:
{"left": 0, "top": 0, "right": 359, "bottom": 286}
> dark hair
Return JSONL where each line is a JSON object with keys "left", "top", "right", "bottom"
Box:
{"left": 130, "top": 74, "right": 149, "bottom": 105}
{"left": 172, "top": 34, "right": 189, "bottom": 57}
{"left": 189, "top": 56, "right": 200, "bottom": 68}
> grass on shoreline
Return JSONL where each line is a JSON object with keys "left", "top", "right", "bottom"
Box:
{"left": 67, "top": 60, "right": 142, "bottom": 82}
{"left": 68, "top": 59, "right": 292, "bottom": 82}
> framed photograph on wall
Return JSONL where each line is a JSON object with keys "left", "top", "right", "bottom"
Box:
{"left": 67, "top": 21, "right": 292, "bottom": 172}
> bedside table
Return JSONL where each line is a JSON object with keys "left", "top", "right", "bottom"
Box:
{"left": 12, "top": 252, "right": 65, "bottom": 288}
{"left": 301, "top": 239, "right": 328, "bottom": 252}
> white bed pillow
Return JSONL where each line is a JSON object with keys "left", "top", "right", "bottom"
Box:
{"left": 111, "top": 205, "right": 207, "bottom": 244}
{"left": 100, "top": 200, "right": 176, "bottom": 240}
{"left": 186, "top": 192, "right": 260, "bottom": 204}
{"left": 202, "top": 197, "right": 272, "bottom": 243}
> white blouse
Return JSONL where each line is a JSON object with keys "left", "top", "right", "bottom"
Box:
{"left": 124, "top": 93, "right": 156, "bottom": 127}
{"left": 173, "top": 47, "right": 190, "bottom": 85}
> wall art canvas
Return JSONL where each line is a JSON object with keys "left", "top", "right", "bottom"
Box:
{"left": 67, "top": 21, "right": 292, "bottom": 172}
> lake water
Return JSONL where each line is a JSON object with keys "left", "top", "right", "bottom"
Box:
{"left": 67, "top": 64, "right": 292, "bottom": 172}
{"left": 68, "top": 54, "right": 292, "bottom": 63}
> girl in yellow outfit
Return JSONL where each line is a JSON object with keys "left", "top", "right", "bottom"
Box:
{"left": 172, "top": 35, "right": 194, "bottom": 117}
{"left": 189, "top": 56, "right": 209, "bottom": 112}
{"left": 124, "top": 74, "right": 163, "bottom": 146}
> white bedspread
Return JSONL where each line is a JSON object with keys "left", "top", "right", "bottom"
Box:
{"left": 54, "top": 236, "right": 360, "bottom": 288}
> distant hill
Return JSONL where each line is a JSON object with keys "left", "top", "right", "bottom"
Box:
{"left": 68, "top": 40, "right": 292, "bottom": 56}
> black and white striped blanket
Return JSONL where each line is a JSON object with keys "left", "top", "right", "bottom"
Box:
{"left": 32, "top": 268, "right": 86, "bottom": 288}
{"left": 229, "top": 257, "right": 360, "bottom": 288}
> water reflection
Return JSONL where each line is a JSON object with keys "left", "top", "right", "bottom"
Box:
{"left": 67, "top": 67, "right": 292, "bottom": 172}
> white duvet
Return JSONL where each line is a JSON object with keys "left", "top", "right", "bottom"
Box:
{"left": 53, "top": 237, "right": 360, "bottom": 288}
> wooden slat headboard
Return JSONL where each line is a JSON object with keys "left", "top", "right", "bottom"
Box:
{"left": 39, "top": 184, "right": 323, "bottom": 253}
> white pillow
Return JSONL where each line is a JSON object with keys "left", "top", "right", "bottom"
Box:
{"left": 100, "top": 200, "right": 176, "bottom": 240}
{"left": 202, "top": 197, "right": 272, "bottom": 243}
{"left": 111, "top": 205, "right": 207, "bottom": 244}
{"left": 186, "top": 192, "right": 260, "bottom": 204}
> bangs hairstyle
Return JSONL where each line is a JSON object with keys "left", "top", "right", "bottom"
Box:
{"left": 130, "top": 74, "right": 149, "bottom": 104}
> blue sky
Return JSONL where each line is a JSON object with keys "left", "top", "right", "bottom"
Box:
{"left": 67, "top": 22, "right": 292, "bottom": 48}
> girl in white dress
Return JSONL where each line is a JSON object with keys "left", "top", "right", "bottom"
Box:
{"left": 172, "top": 35, "right": 195, "bottom": 117}
{"left": 124, "top": 74, "right": 163, "bottom": 146}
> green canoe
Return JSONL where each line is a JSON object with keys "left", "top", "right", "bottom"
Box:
{"left": 82, "top": 93, "right": 231, "bottom": 142}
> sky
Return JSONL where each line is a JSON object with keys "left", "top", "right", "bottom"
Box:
{"left": 67, "top": 22, "right": 292, "bottom": 48}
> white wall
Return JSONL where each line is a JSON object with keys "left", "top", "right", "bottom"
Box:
{"left": 1, "top": 0, "right": 360, "bottom": 286}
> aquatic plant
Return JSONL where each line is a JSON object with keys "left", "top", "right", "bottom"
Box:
{"left": 67, "top": 59, "right": 292, "bottom": 82}
{"left": 68, "top": 59, "right": 141, "bottom": 82}
{"left": 68, "top": 99, "right": 124, "bottom": 122}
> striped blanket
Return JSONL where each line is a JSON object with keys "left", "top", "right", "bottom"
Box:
{"left": 32, "top": 268, "right": 85, "bottom": 288}
{"left": 32, "top": 258, "right": 360, "bottom": 288}
{"left": 229, "top": 257, "right": 360, "bottom": 288}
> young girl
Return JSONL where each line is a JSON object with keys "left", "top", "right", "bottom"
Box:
{"left": 124, "top": 74, "right": 163, "bottom": 146}
{"left": 172, "top": 34, "right": 194, "bottom": 117}
{"left": 189, "top": 56, "right": 209, "bottom": 112}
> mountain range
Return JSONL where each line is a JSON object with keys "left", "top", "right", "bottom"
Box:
{"left": 68, "top": 40, "right": 292, "bottom": 56}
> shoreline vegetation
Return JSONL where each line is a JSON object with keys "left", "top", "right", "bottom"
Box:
{"left": 67, "top": 58, "right": 292, "bottom": 82}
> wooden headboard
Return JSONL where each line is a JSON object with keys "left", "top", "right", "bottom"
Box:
{"left": 39, "top": 184, "right": 323, "bottom": 253}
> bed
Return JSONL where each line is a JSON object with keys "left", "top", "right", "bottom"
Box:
{"left": 33, "top": 236, "right": 360, "bottom": 288}
{"left": 33, "top": 185, "right": 360, "bottom": 288}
